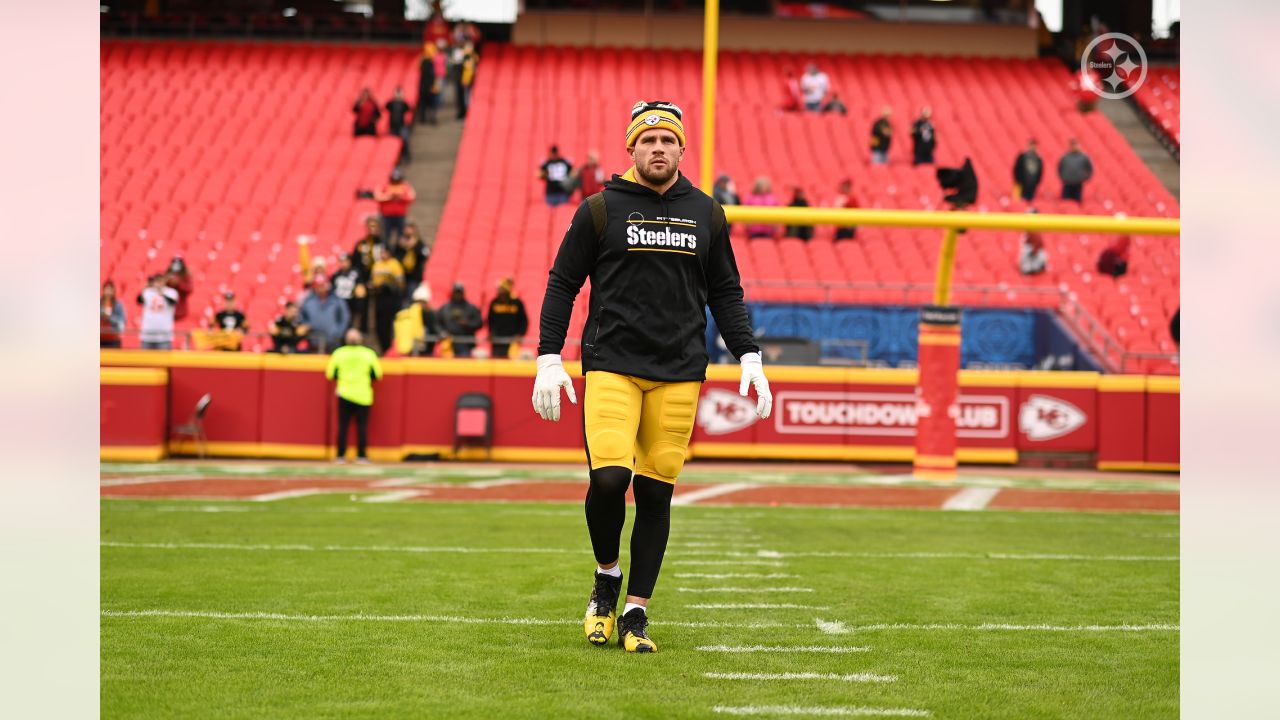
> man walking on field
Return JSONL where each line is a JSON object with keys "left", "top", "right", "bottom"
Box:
{"left": 532, "top": 100, "right": 773, "bottom": 653}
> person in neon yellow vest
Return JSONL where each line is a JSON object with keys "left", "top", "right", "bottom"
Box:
{"left": 325, "top": 329, "right": 383, "bottom": 463}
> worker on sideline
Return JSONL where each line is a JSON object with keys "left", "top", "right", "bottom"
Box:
{"left": 325, "top": 328, "right": 383, "bottom": 463}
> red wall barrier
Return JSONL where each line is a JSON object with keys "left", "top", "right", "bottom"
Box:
{"left": 1096, "top": 375, "right": 1147, "bottom": 470}
{"left": 100, "top": 367, "right": 169, "bottom": 461}
{"left": 99, "top": 351, "right": 1178, "bottom": 471}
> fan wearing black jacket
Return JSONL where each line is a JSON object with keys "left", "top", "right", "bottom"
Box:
{"left": 533, "top": 100, "right": 773, "bottom": 654}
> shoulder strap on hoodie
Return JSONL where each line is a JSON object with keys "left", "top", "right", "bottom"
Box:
{"left": 586, "top": 192, "right": 607, "bottom": 239}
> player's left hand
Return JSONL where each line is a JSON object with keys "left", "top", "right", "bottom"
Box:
{"left": 738, "top": 352, "right": 772, "bottom": 419}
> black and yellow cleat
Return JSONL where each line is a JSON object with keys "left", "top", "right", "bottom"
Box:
{"left": 617, "top": 607, "right": 657, "bottom": 653}
{"left": 584, "top": 570, "right": 623, "bottom": 646}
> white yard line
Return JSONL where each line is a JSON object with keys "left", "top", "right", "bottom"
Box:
{"left": 941, "top": 487, "right": 1001, "bottom": 511}
{"left": 100, "top": 476, "right": 205, "bottom": 486}
{"left": 370, "top": 477, "right": 422, "bottom": 488}
{"left": 685, "top": 603, "right": 830, "bottom": 610}
{"left": 466, "top": 478, "right": 531, "bottom": 489}
{"left": 100, "top": 609, "right": 1179, "bottom": 633}
{"left": 675, "top": 542, "right": 763, "bottom": 548}
{"left": 677, "top": 587, "right": 814, "bottom": 593}
{"left": 705, "top": 672, "right": 896, "bottom": 683}
{"left": 671, "top": 483, "right": 756, "bottom": 506}
{"left": 815, "top": 619, "right": 850, "bottom": 634}
{"left": 101, "top": 541, "right": 577, "bottom": 554}
{"left": 668, "top": 560, "right": 787, "bottom": 567}
{"left": 696, "top": 645, "right": 870, "bottom": 654}
{"left": 250, "top": 489, "right": 326, "bottom": 502}
{"left": 713, "top": 705, "right": 930, "bottom": 717}
{"left": 359, "top": 490, "right": 422, "bottom": 503}
{"left": 673, "top": 573, "right": 797, "bottom": 579}
{"left": 733, "top": 550, "right": 1176, "bottom": 562}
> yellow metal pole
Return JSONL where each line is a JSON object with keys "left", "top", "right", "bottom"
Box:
{"left": 700, "top": 0, "right": 719, "bottom": 193}
{"left": 723, "top": 205, "right": 1181, "bottom": 236}
{"left": 933, "top": 228, "right": 959, "bottom": 306}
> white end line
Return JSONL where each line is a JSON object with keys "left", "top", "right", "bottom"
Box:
{"left": 705, "top": 672, "right": 896, "bottom": 683}
{"left": 250, "top": 489, "right": 325, "bottom": 502}
{"left": 360, "top": 490, "right": 421, "bottom": 503}
{"left": 942, "top": 487, "right": 1001, "bottom": 511}
{"left": 672, "top": 483, "right": 755, "bottom": 506}
{"left": 712, "top": 705, "right": 931, "bottom": 717}
{"left": 696, "top": 645, "right": 870, "bottom": 654}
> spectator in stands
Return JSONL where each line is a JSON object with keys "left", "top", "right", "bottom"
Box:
{"left": 1013, "top": 138, "right": 1044, "bottom": 202}
{"left": 395, "top": 223, "right": 428, "bottom": 301}
{"left": 395, "top": 284, "right": 440, "bottom": 357}
{"left": 352, "top": 87, "right": 381, "bottom": 137}
{"left": 424, "top": 2, "right": 450, "bottom": 48}
{"left": 375, "top": 168, "right": 416, "bottom": 250}
{"left": 330, "top": 253, "right": 367, "bottom": 336}
{"left": 386, "top": 87, "right": 413, "bottom": 162}
{"left": 744, "top": 176, "right": 779, "bottom": 239}
{"left": 832, "top": 178, "right": 859, "bottom": 240}
{"left": 911, "top": 107, "right": 936, "bottom": 166}
{"left": 1096, "top": 235, "right": 1131, "bottom": 278}
{"left": 1170, "top": 308, "right": 1179, "bottom": 346}
{"left": 487, "top": 277, "right": 529, "bottom": 359}
{"left": 780, "top": 69, "right": 802, "bottom": 113}
{"left": 268, "top": 301, "right": 308, "bottom": 354}
{"left": 1019, "top": 226, "right": 1048, "bottom": 276}
{"left": 351, "top": 218, "right": 380, "bottom": 280}
{"left": 713, "top": 175, "right": 740, "bottom": 206}
{"left": 870, "top": 107, "right": 893, "bottom": 165}
{"left": 800, "top": 63, "right": 830, "bottom": 112}
{"left": 417, "top": 43, "right": 441, "bottom": 126}
{"left": 573, "top": 151, "right": 606, "bottom": 201}
{"left": 822, "top": 92, "right": 848, "bottom": 116}
{"left": 784, "top": 186, "right": 813, "bottom": 241}
{"left": 538, "top": 146, "right": 574, "bottom": 208}
{"left": 164, "top": 256, "right": 193, "bottom": 321}
{"left": 370, "top": 245, "right": 406, "bottom": 355}
{"left": 299, "top": 278, "right": 351, "bottom": 354}
{"left": 209, "top": 291, "right": 248, "bottom": 351}
{"left": 439, "top": 282, "right": 483, "bottom": 358}
{"left": 1058, "top": 139, "right": 1094, "bottom": 202}
{"left": 457, "top": 42, "right": 478, "bottom": 120}
{"left": 137, "top": 274, "right": 179, "bottom": 350}
{"left": 100, "top": 281, "right": 126, "bottom": 349}
{"left": 326, "top": 328, "right": 383, "bottom": 464}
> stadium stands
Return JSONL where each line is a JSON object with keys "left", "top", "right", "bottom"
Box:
{"left": 1132, "top": 64, "right": 1180, "bottom": 149}
{"left": 100, "top": 41, "right": 411, "bottom": 344}
{"left": 100, "top": 41, "right": 1178, "bottom": 371}
{"left": 429, "top": 46, "right": 1179, "bottom": 370}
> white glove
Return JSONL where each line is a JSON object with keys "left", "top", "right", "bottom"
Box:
{"left": 738, "top": 351, "right": 772, "bottom": 419}
{"left": 531, "top": 354, "right": 577, "bottom": 422}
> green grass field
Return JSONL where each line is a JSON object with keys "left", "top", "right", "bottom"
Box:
{"left": 102, "top": 489, "right": 1178, "bottom": 719}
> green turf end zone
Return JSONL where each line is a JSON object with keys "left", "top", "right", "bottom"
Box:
{"left": 101, "top": 497, "right": 1178, "bottom": 719}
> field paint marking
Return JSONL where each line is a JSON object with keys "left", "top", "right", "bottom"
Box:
{"left": 100, "top": 476, "right": 205, "bottom": 486}
{"left": 685, "top": 603, "right": 829, "bottom": 610}
{"left": 675, "top": 542, "right": 763, "bottom": 548}
{"left": 705, "top": 672, "right": 896, "bottom": 684}
{"left": 677, "top": 587, "right": 814, "bottom": 593}
{"left": 713, "top": 705, "right": 930, "bottom": 717}
{"left": 941, "top": 487, "right": 1001, "bottom": 511}
{"left": 466, "top": 478, "right": 530, "bottom": 489}
{"left": 359, "top": 490, "right": 421, "bottom": 503}
{"left": 696, "top": 645, "right": 870, "bottom": 654}
{"left": 100, "top": 609, "right": 1179, "bottom": 633}
{"left": 668, "top": 559, "right": 786, "bottom": 566}
{"left": 152, "top": 505, "right": 254, "bottom": 513}
{"left": 672, "top": 483, "right": 756, "bottom": 506}
{"left": 370, "top": 477, "right": 421, "bottom": 488}
{"left": 101, "top": 541, "right": 578, "bottom": 555}
{"left": 721, "top": 550, "right": 1177, "bottom": 563}
{"left": 251, "top": 489, "right": 326, "bottom": 502}
{"left": 816, "top": 619, "right": 850, "bottom": 634}
{"left": 674, "top": 573, "right": 797, "bottom": 579}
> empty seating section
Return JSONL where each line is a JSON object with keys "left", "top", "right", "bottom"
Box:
{"left": 1132, "top": 65, "right": 1179, "bottom": 147}
{"left": 432, "top": 46, "right": 1178, "bottom": 370}
{"left": 101, "top": 41, "right": 410, "bottom": 337}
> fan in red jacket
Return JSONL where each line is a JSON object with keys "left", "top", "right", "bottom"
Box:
{"left": 374, "top": 168, "right": 416, "bottom": 250}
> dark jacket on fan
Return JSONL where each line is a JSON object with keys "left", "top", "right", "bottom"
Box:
{"left": 538, "top": 171, "right": 759, "bottom": 382}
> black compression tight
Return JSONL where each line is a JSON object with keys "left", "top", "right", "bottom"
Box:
{"left": 583, "top": 467, "right": 675, "bottom": 600}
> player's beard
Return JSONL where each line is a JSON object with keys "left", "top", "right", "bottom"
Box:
{"left": 636, "top": 157, "right": 678, "bottom": 186}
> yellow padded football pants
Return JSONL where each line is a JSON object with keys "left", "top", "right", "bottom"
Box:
{"left": 583, "top": 371, "right": 701, "bottom": 484}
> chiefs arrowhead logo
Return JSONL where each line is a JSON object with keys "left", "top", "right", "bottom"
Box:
{"left": 1018, "top": 394, "right": 1086, "bottom": 441}
{"left": 697, "top": 388, "right": 759, "bottom": 436}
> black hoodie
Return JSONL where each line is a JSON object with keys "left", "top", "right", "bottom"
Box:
{"left": 538, "top": 171, "right": 758, "bottom": 382}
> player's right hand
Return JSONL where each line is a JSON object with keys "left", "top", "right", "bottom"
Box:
{"left": 532, "top": 354, "right": 577, "bottom": 422}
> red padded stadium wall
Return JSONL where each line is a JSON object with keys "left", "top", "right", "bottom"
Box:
{"left": 1096, "top": 376, "right": 1147, "bottom": 470}
{"left": 100, "top": 367, "right": 169, "bottom": 461}
{"left": 1145, "top": 377, "right": 1180, "bottom": 470}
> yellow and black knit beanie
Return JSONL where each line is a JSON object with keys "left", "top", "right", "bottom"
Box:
{"left": 626, "top": 100, "right": 686, "bottom": 148}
